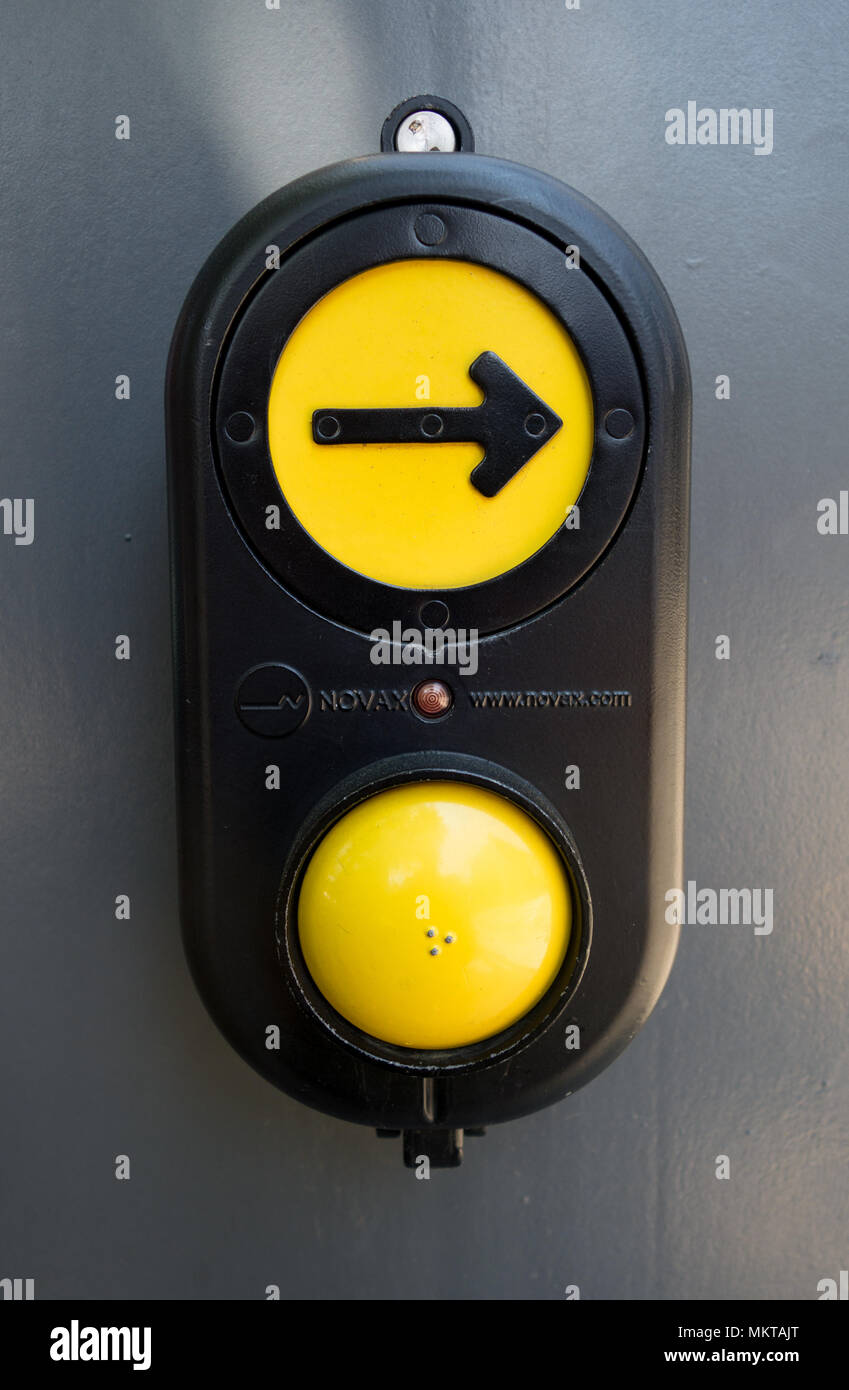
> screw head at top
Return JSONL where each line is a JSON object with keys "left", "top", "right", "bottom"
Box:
{"left": 381, "top": 97, "right": 475, "bottom": 154}
{"left": 396, "top": 110, "right": 458, "bottom": 153}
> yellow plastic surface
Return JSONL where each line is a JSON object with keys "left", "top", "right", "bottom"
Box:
{"left": 297, "top": 781, "right": 572, "bottom": 1049}
{"left": 267, "top": 258, "right": 594, "bottom": 588}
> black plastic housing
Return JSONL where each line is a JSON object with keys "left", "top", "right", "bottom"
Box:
{"left": 166, "top": 151, "right": 690, "bottom": 1136}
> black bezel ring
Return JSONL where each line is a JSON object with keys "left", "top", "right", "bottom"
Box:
{"left": 214, "top": 201, "right": 645, "bottom": 636}
{"left": 274, "top": 752, "right": 593, "bottom": 1076}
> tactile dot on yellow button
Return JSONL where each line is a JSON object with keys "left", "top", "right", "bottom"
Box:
{"left": 297, "top": 782, "right": 572, "bottom": 1049}
{"left": 267, "top": 257, "right": 594, "bottom": 589}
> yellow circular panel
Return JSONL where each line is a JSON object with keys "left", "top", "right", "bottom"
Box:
{"left": 297, "top": 781, "right": 572, "bottom": 1049}
{"left": 267, "top": 259, "right": 594, "bottom": 589}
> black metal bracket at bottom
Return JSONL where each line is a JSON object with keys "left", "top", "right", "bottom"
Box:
{"left": 377, "top": 1127, "right": 487, "bottom": 1168}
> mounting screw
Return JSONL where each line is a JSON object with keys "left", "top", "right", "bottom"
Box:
{"left": 225, "top": 411, "right": 256, "bottom": 443}
{"left": 605, "top": 408, "right": 635, "bottom": 439}
{"left": 315, "top": 414, "right": 341, "bottom": 440}
{"left": 397, "top": 110, "right": 457, "bottom": 152}
{"left": 381, "top": 96, "right": 475, "bottom": 154}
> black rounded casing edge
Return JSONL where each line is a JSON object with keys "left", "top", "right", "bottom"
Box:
{"left": 166, "top": 152, "right": 691, "bottom": 1131}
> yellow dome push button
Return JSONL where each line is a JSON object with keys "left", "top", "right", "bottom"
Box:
{"left": 297, "top": 781, "right": 571, "bottom": 1050}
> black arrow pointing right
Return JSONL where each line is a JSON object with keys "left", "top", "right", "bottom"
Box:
{"left": 312, "top": 351, "right": 562, "bottom": 497}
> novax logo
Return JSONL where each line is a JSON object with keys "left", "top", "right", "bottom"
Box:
{"left": 50, "top": 1321, "right": 151, "bottom": 1371}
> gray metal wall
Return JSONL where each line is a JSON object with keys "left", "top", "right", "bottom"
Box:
{"left": 2, "top": 0, "right": 846, "bottom": 1300}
